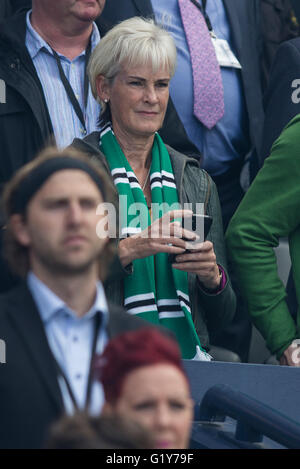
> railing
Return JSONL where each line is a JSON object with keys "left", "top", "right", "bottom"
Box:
{"left": 194, "top": 384, "right": 300, "bottom": 449}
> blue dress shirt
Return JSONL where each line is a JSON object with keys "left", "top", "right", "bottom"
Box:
{"left": 151, "top": 0, "right": 250, "bottom": 176}
{"left": 25, "top": 10, "right": 101, "bottom": 149}
{"left": 27, "top": 272, "right": 108, "bottom": 415}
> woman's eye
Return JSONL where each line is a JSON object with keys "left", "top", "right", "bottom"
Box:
{"left": 129, "top": 81, "right": 142, "bottom": 86}
{"left": 133, "top": 401, "right": 154, "bottom": 411}
{"left": 170, "top": 401, "right": 187, "bottom": 410}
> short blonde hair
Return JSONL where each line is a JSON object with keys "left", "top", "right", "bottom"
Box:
{"left": 88, "top": 17, "right": 177, "bottom": 112}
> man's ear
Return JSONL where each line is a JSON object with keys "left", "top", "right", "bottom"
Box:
{"left": 96, "top": 75, "right": 110, "bottom": 103}
{"left": 9, "top": 214, "right": 31, "bottom": 247}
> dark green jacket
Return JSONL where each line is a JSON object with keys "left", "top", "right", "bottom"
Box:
{"left": 227, "top": 115, "right": 300, "bottom": 358}
{"left": 72, "top": 132, "right": 236, "bottom": 350}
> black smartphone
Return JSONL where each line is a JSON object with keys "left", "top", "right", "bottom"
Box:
{"left": 168, "top": 214, "right": 213, "bottom": 264}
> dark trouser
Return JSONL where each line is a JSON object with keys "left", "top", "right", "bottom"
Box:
{"left": 209, "top": 165, "right": 252, "bottom": 362}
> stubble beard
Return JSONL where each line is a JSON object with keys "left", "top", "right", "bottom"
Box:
{"left": 31, "top": 245, "right": 101, "bottom": 278}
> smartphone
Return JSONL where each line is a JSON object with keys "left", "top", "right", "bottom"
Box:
{"left": 168, "top": 214, "right": 213, "bottom": 264}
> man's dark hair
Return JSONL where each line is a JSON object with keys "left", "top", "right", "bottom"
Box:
{"left": 45, "top": 412, "right": 153, "bottom": 449}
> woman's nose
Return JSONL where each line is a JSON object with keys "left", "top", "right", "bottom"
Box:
{"left": 144, "top": 85, "right": 159, "bottom": 103}
{"left": 155, "top": 405, "right": 173, "bottom": 428}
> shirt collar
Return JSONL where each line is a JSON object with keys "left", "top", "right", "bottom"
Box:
{"left": 27, "top": 271, "right": 109, "bottom": 326}
{"left": 25, "top": 9, "right": 100, "bottom": 61}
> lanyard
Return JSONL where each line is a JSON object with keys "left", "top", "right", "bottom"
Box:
{"left": 54, "top": 313, "right": 102, "bottom": 412}
{"left": 51, "top": 38, "right": 92, "bottom": 134}
{"left": 189, "top": 0, "right": 213, "bottom": 32}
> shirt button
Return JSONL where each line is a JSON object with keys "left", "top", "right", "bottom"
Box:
{"left": 73, "top": 336, "right": 78, "bottom": 343}
{"left": 75, "top": 374, "right": 82, "bottom": 380}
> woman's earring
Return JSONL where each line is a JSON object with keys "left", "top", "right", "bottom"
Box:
{"left": 104, "top": 98, "right": 109, "bottom": 103}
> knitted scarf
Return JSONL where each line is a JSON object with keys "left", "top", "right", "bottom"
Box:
{"left": 100, "top": 125, "right": 210, "bottom": 360}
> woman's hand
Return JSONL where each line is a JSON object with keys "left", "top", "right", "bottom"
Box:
{"left": 118, "top": 210, "right": 195, "bottom": 267}
{"left": 279, "top": 342, "right": 300, "bottom": 366}
{"left": 172, "top": 240, "right": 221, "bottom": 291}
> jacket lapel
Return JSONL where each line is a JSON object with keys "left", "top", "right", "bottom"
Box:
{"left": 166, "top": 144, "right": 200, "bottom": 204}
{"left": 106, "top": 302, "right": 125, "bottom": 339}
{"left": 6, "top": 284, "right": 64, "bottom": 413}
{"left": 222, "top": 0, "right": 242, "bottom": 59}
{"left": 132, "top": 0, "right": 154, "bottom": 17}
{"left": 106, "top": 302, "right": 147, "bottom": 339}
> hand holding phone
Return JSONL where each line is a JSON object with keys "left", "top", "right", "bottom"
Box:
{"left": 168, "top": 214, "right": 213, "bottom": 264}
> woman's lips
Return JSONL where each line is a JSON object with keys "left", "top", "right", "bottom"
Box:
{"left": 155, "top": 440, "right": 172, "bottom": 449}
{"left": 138, "top": 111, "right": 159, "bottom": 116}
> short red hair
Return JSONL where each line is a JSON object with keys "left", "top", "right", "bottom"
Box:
{"left": 94, "top": 327, "right": 189, "bottom": 404}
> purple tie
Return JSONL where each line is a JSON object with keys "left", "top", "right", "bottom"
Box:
{"left": 178, "top": 0, "right": 224, "bottom": 129}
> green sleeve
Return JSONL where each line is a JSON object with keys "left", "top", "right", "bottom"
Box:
{"left": 226, "top": 115, "right": 300, "bottom": 358}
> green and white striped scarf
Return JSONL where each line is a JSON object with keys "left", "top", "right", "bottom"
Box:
{"left": 100, "top": 125, "right": 210, "bottom": 360}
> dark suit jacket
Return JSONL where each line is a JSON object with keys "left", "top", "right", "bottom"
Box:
{"left": 97, "top": 0, "right": 264, "bottom": 171}
{"left": 0, "top": 283, "right": 147, "bottom": 449}
{"left": 6, "top": 0, "right": 31, "bottom": 15}
{"left": 0, "top": 0, "right": 11, "bottom": 19}
{"left": 259, "top": 38, "right": 300, "bottom": 163}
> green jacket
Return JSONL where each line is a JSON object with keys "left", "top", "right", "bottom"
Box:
{"left": 226, "top": 115, "right": 300, "bottom": 359}
{"left": 72, "top": 132, "right": 236, "bottom": 350}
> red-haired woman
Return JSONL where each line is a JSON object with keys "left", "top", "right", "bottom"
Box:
{"left": 94, "top": 327, "right": 194, "bottom": 449}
